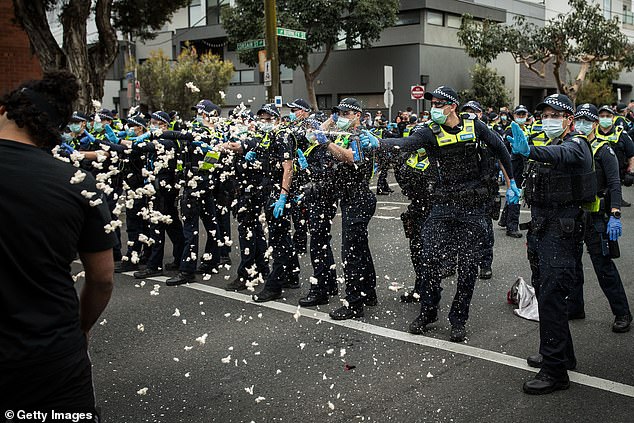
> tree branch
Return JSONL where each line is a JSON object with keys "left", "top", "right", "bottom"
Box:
{"left": 309, "top": 43, "right": 333, "bottom": 79}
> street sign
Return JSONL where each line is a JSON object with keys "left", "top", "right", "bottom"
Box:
{"left": 264, "top": 60, "right": 272, "bottom": 87}
{"left": 383, "top": 89, "right": 393, "bottom": 108}
{"left": 384, "top": 66, "right": 393, "bottom": 91}
{"left": 274, "top": 96, "right": 282, "bottom": 108}
{"left": 135, "top": 80, "right": 141, "bottom": 102}
{"left": 410, "top": 85, "right": 425, "bottom": 100}
{"left": 237, "top": 39, "right": 266, "bottom": 51}
{"left": 276, "top": 27, "right": 306, "bottom": 40}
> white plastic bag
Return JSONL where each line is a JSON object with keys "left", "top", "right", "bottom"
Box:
{"left": 509, "top": 277, "right": 539, "bottom": 321}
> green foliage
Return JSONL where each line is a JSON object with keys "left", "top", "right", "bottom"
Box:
{"left": 222, "top": 0, "right": 399, "bottom": 69}
{"left": 457, "top": 0, "right": 634, "bottom": 100}
{"left": 137, "top": 46, "right": 234, "bottom": 115}
{"left": 459, "top": 64, "right": 511, "bottom": 110}
{"left": 575, "top": 78, "right": 615, "bottom": 106}
{"left": 112, "top": 0, "right": 193, "bottom": 40}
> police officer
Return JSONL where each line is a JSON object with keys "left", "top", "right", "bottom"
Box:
{"left": 315, "top": 98, "right": 378, "bottom": 320}
{"left": 569, "top": 104, "right": 631, "bottom": 332}
{"left": 164, "top": 100, "right": 223, "bottom": 286}
{"left": 374, "top": 86, "right": 518, "bottom": 342}
{"left": 285, "top": 98, "right": 312, "bottom": 255}
{"left": 597, "top": 105, "right": 634, "bottom": 207}
{"left": 499, "top": 105, "right": 531, "bottom": 238}
{"left": 507, "top": 94, "right": 596, "bottom": 395}
{"left": 133, "top": 111, "right": 185, "bottom": 279}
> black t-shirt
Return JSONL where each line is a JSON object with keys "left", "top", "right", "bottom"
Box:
{"left": 0, "top": 139, "right": 117, "bottom": 366}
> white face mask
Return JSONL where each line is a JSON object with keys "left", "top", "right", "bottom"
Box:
{"left": 542, "top": 118, "right": 566, "bottom": 139}
{"left": 575, "top": 120, "right": 594, "bottom": 136}
{"left": 336, "top": 116, "right": 351, "bottom": 130}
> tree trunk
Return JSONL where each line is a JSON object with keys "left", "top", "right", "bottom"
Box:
{"left": 300, "top": 45, "right": 333, "bottom": 111}
{"left": 61, "top": 0, "right": 92, "bottom": 110}
{"left": 552, "top": 55, "right": 568, "bottom": 98}
{"left": 12, "top": 0, "right": 65, "bottom": 70}
{"left": 88, "top": 0, "right": 119, "bottom": 110}
{"left": 568, "top": 61, "right": 590, "bottom": 103}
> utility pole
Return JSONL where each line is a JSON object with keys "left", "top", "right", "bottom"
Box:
{"left": 264, "top": 0, "right": 280, "bottom": 103}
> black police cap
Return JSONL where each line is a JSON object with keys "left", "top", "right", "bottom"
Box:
{"left": 286, "top": 98, "right": 311, "bottom": 112}
{"left": 424, "top": 86, "right": 459, "bottom": 105}
{"left": 574, "top": 104, "right": 599, "bottom": 122}
{"left": 333, "top": 98, "right": 363, "bottom": 113}
{"left": 536, "top": 94, "right": 574, "bottom": 114}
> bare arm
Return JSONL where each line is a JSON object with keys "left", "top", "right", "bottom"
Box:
{"left": 79, "top": 249, "right": 114, "bottom": 335}
{"left": 280, "top": 159, "right": 293, "bottom": 195}
{"left": 326, "top": 142, "right": 355, "bottom": 163}
{"left": 499, "top": 161, "right": 511, "bottom": 188}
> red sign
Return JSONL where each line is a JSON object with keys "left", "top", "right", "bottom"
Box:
{"left": 410, "top": 85, "right": 425, "bottom": 100}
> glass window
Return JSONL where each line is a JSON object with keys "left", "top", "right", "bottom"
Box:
{"left": 230, "top": 69, "right": 255, "bottom": 85}
{"left": 189, "top": 0, "right": 205, "bottom": 27}
{"left": 395, "top": 11, "right": 420, "bottom": 26}
{"left": 280, "top": 65, "right": 293, "bottom": 82}
{"left": 427, "top": 11, "right": 443, "bottom": 26}
{"left": 317, "top": 95, "right": 332, "bottom": 111}
{"left": 603, "top": 0, "right": 611, "bottom": 19}
{"left": 207, "top": 0, "right": 230, "bottom": 25}
{"left": 446, "top": 14, "right": 462, "bottom": 29}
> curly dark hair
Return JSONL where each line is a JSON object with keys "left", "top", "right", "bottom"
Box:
{"left": 0, "top": 70, "right": 79, "bottom": 149}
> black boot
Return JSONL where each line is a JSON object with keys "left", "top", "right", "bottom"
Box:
{"left": 613, "top": 313, "right": 632, "bottom": 333}
{"left": 329, "top": 302, "right": 364, "bottom": 320}
{"left": 506, "top": 230, "right": 523, "bottom": 238}
{"left": 225, "top": 277, "right": 248, "bottom": 291}
{"left": 523, "top": 373, "right": 570, "bottom": 395}
{"left": 478, "top": 267, "right": 493, "bottom": 279}
{"left": 408, "top": 313, "right": 438, "bottom": 335}
{"left": 252, "top": 287, "right": 282, "bottom": 303}
{"left": 133, "top": 267, "right": 163, "bottom": 279}
{"left": 166, "top": 272, "right": 195, "bottom": 286}
{"left": 400, "top": 290, "right": 420, "bottom": 303}
{"left": 449, "top": 325, "right": 466, "bottom": 342}
{"left": 526, "top": 354, "right": 576, "bottom": 370}
{"left": 299, "top": 289, "right": 329, "bottom": 307}
{"left": 114, "top": 261, "right": 139, "bottom": 273}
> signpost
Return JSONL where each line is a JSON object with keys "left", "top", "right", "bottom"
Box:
{"left": 237, "top": 39, "right": 266, "bottom": 51}
{"left": 274, "top": 95, "right": 283, "bottom": 108}
{"left": 264, "top": 60, "right": 272, "bottom": 87}
{"left": 384, "top": 66, "right": 393, "bottom": 121}
{"left": 411, "top": 85, "right": 425, "bottom": 117}
{"left": 276, "top": 27, "right": 306, "bottom": 39}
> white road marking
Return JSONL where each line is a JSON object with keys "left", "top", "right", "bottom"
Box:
{"left": 170, "top": 281, "right": 634, "bottom": 399}
{"left": 378, "top": 206, "right": 401, "bottom": 211}
{"left": 377, "top": 201, "right": 410, "bottom": 206}
{"left": 369, "top": 182, "right": 399, "bottom": 190}
{"left": 373, "top": 216, "right": 399, "bottom": 220}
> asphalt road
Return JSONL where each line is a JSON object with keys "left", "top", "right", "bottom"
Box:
{"left": 79, "top": 177, "right": 634, "bottom": 423}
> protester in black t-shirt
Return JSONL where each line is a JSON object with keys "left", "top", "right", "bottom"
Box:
{"left": 0, "top": 71, "right": 116, "bottom": 419}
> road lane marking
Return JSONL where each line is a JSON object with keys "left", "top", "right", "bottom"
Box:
{"left": 173, "top": 282, "right": 634, "bottom": 399}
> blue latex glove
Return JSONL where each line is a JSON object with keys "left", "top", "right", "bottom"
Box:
{"left": 271, "top": 193, "right": 288, "bottom": 218}
{"left": 59, "top": 142, "right": 75, "bottom": 156}
{"left": 104, "top": 124, "right": 120, "bottom": 144}
{"left": 192, "top": 140, "right": 211, "bottom": 153}
{"left": 506, "top": 180, "right": 521, "bottom": 205}
{"left": 359, "top": 130, "right": 379, "bottom": 149}
{"left": 607, "top": 216, "right": 622, "bottom": 241}
{"left": 293, "top": 194, "right": 303, "bottom": 204}
{"left": 506, "top": 121, "right": 530, "bottom": 157}
{"left": 387, "top": 123, "right": 397, "bottom": 131}
{"left": 132, "top": 132, "right": 151, "bottom": 144}
{"left": 331, "top": 112, "right": 338, "bottom": 123}
{"left": 314, "top": 130, "right": 328, "bottom": 145}
{"left": 245, "top": 151, "right": 257, "bottom": 162}
{"left": 117, "top": 130, "right": 127, "bottom": 138}
{"left": 297, "top": 149, "right": 308, "bottom": 169}
{"left": 79, "top": 136, "right": 92, "bottom": 149}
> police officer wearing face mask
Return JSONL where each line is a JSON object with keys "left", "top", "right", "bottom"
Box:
{"left": 499, "top": 105, "right": 530, "bottom": 239}
{"left": 507, "top": 94, "right": 597, "bottom": 395}
{"left": 597, "top": 105, "right": 634, "bottom": 207}
{"left": 285, "top": 98, "right": 312, "bottom": 255}
{"left": 307, "top": 98, "right": 378, "bottom": 320}
{"left": 566, "top": 104, "right": 631, "bottom": 333}
{"left": 158, "top": 100, "right": 223, "bottom": 286}
{"left": 371, "top": 86, "right": 518, "bottom": 342}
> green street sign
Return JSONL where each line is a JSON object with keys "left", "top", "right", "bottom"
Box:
{"left": 237, "top": 39, "right": 266, "bottom": 51}
{"left": 276, "top": 27, "right": 306, "bottom": 40}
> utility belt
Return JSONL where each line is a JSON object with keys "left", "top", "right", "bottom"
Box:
{"left": 519, "top": 210, "right": 585, "bottom": 242}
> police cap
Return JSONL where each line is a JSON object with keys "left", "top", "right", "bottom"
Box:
{"left": 333, "top": 98, "right": 363, "bottom": 113}
{"left": 536, "top": 94, "right": 574, "bottom": 114}
{"left": 574, "top": 104, "right": 599, "bottom": 122}
{"left": 286, "top": 98, "right": 311, "bottom": 112}
{"left": 192, "top": 99, "right": 220, "bottom": 116}
{"left": 256, "top": 103, "right": 280, "bottom": 118}
{"left": 151, "top": 111, "right": 171, "bottom": 124}
{"left": 424, "top": 86, "right": 459, "bottom": 105}
{"left": 461, "top": 100, "right": 482, "bottom": 113}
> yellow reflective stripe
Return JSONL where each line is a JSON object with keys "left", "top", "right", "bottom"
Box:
{"left": 435, "top": 119, "right": 476, "bottom": 146}
{"left": 591, "top": 140, "right": 609, "bottom": 156}
{"left": 200, "top": 151, "right": 220, "bottom": 170}
{"left": 334, "top": 134, "right": 349, "bottom": 148}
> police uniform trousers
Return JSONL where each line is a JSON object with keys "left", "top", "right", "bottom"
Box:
{"left": 306, "top": 185, "right": 339, "bottom": 295}
{"left": 569, "top": 212, "right": 631, "bottom": 317}
{"left": 179, "top": 174, "right": 221, "bottom": 273}
{"left": 236, "top": 186, "right": 269, "bottom": 282}
{"left": 124, "top": 195, "right": 150, "bottom": 261}
{"left": 213, "top": 176, "right": 235, "bottom": 260}
{"left": 341, "top": 188, "right": 377, "bottom": 304}
{"left": 147, "top": 187, "right": 185, "bottom": 270}
{"left": 403, "top": 197, "right": 429, "bottom": 295}
{"left": 478, "top": 217, "right": 494, "bottom": 270}
{"left": 499, "top": 154, "right": 525, "bottom": 232}
{"left": 262, "top": 190, "right": 301, "bottom": 292}
{"left": 291, "top": 198, "right": 309, "bottom": 253}
{"left": 416, "top": 204, "right": 489, "bottom": 326}
{"left": 526, "top": 207, "right": 584, "bottom": 379}
{"left": 106, "top": 184, "right": 124, "bottom": 261}
{"left": 376, "top": 153, "right": 393, "bottom": 192}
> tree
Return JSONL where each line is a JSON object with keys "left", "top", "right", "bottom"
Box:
{"left": 137, "top": 46, "right": 234, "bottom": 115}
{"left": 575, "top": 64, "right": 618, "bottom": 106}
{"left": 459, "top": 64, "right": 511, "bottom": 110}
{"left": 457, "top": 0, "right": 634, "bottom": 102}
{"left": 12, "top": 0, "right": 191, "bottom": 110}
{"left": 222, "top": 0, "right": 399, "bottom": 109}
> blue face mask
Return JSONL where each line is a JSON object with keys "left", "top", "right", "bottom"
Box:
{"left": 61, "top": 132, "right": 73, "bottom": 142}
{"left": 288, "top": 112, "right": 297, "bottom": 122}
{"left": 430, "top": 107, "right": 448, "bottom": 125}
{"left": 149, "top": 125, "right": 160, "bottom": 132}
{"left": 126, "top": 128, "right": 137, "bottom": 137}
{"left": 575, "top": 120, "right": 594, "bottom": 136}
{"left": 599, "top": 117, "right": 613, "bottom": 129}
{"left": 69, "top": 123, "right": 82, "bottom": 133}
{"left": 195, "top": 116, "right": 204, "bottom": 124}
{"left": 514, "top": 117, "right": 526, "bottom": 125}
{"left": 500, "top": 115, "right": 508, "bottom": 121}
{"left": 93, "top": 122, "right": 103, "bottom": 132}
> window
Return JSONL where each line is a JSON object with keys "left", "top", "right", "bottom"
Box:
{"left": 446, "top": 14, "right": 462, "bottom": 29}
{"left": 317, "top": 95, "right": 332, "bottom": 111}
{"left": 280, "top": 65, "right": 293, "bottom": 82}
{"left": 189, "top": 0, "right": 205, "bottom": 27}
{"left": 604, "top": 0, "right": 611, "bottom": 19}
{"left": 230, "top": 69, "right": 255, "bottom": 85}
{"left": 334, "top": 30, "right": 361, "bottom": 50}
{"left": 427, "top": 11, "right": 443, "bottom": 26}
{"left": 207, "top": 0, "right": 231, "bottom": 25}
{"left": 395, "top": 11, "right": 420, "bottom": 26}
